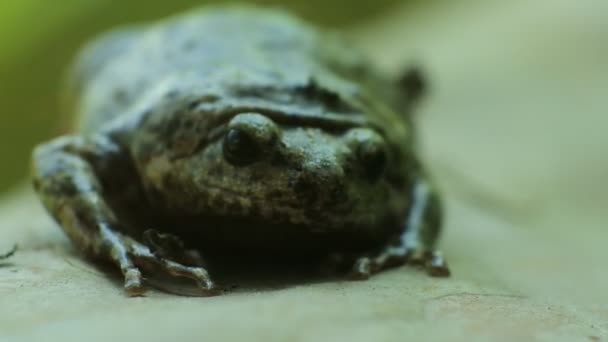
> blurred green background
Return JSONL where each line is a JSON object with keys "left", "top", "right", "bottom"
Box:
{"left": 0, "top": 0, "right": 409, "bottom": 193}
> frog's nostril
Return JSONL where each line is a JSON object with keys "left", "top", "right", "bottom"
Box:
{"left": 358, "top": 142, "right": 387, "bottom": 183}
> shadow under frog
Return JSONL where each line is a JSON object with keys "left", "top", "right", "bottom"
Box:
{"left": 32, "top": 6, "right": 449, "bottom": 296}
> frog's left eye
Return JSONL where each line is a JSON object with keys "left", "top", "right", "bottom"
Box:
{"left": 223, "top": 128, "right": 260, "bottom": 166}
{"left": 222, "top": 113, "right": 279, "bottom": 166}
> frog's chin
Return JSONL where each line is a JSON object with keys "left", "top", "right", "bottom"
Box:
{"left": 165, "top": 199, "right": 391, "bottom": 233}
{"left": 227, "top": 200, "right": 381, "bottom": 231}
{"left": 159, "top": 186, "right": 392, "bottom": 231}
{"left": 216, "top": 207, "right": 367, "bottom": 231}
{"left": 168, "top": 211, "right": 398, "bottom": 255}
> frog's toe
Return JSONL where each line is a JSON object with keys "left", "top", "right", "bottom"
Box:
{"left": 347, "top": 247, "right": 451, "bottom": 279}
{"left": 123, "top": 268, "right": 146, "bottom": 297}
{"left": 349, "top": 248, "right": 408, "bottom": 280}
{"left": 126, "top": 243, "right": 220, "bottom": 297}
{"left": 153, "top": 257, "right": 220, "bottom": 295}
{"left": 349, "top": 257, "right": 372, "bottom": 280}
{"left": 103, "top": 234, "right": 147, "bottom": 296}
{"left": 423, "top": 251, "right": 451, "bottom": 277}
{"left": 406, "top": 249, "right": 451, "bottom": 277}
{"left": 101, "top": 227, "right": 219, "bottom": 296}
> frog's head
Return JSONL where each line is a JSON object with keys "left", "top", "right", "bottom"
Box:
{"left": 135, "top": 96, "right": 414, "bottom": 233}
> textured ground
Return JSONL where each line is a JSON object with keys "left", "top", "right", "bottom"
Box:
{"left": 1, "top": 0, "right": 607, "bottom": 341}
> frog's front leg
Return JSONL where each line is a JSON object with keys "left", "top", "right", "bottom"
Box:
{"left": 351, "top": 179, "right": 451, "bottom": 279}
{"left": 32, "top": 135, "right": 218, "bottom": 296}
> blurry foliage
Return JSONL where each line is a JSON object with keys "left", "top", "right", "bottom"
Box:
{"left": 0, "top": 0, "right": 408, "bottom": 193}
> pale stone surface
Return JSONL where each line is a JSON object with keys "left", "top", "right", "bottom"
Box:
{"left": 1, "top": 1, "right": 607, "bottom": 341}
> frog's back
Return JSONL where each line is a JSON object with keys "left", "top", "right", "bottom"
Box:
{"left": 69, "top": 7, "right": 376, "bottom": 133}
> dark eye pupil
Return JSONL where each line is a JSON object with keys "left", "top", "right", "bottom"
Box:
{"left": 223, "top": 129, "right": 259, "bottom": 166}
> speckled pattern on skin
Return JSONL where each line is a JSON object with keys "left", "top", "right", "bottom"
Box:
{"left": 31, "top": 6, "right": 449, "bottom": 296}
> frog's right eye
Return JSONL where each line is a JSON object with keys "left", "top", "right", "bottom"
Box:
{"left": 222, "top": 112, "right": 279, "bottom": 166}
{"left": 223, "top": 128, "right": 260, "bottom": 166}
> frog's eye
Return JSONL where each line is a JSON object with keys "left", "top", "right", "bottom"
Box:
{"left": 222, "top": 113, "right": 279, "bottom": 166}
{"left": 223, "top": 128, "right": 260, "bottom": 166}
{"left": 357, "top": 140, "right": 387, "bottom": 182}
{"left": 344, "top": 128, "right": 387, "bottom": 183}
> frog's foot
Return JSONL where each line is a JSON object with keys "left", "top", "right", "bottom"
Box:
{"left": 349, "top": 247, "right": 450, "bottom": 280}
{"left": 142, "top": 229, "right": 206, "bottom": 267}
{"left": 99, "top": 225, "right": 219, "bottom": 297}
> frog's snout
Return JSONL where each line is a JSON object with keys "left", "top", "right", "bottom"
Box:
{"left": 286, "top": 127, "right": 388, "bottom": 208}
{"left": 288, "top": 161, "right": 346, "bottom": 207}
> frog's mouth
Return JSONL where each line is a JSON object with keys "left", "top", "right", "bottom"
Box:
{"left": 195, "top": 183, "right": 362, "bottom": 230}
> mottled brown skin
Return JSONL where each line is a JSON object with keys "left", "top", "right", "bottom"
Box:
{"left": 32, "top": 7, "right": 449, "bottom": 296}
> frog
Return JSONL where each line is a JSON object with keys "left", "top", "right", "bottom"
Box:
{"left": 31, "top": 6, "right": 449, "bottom": 296}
